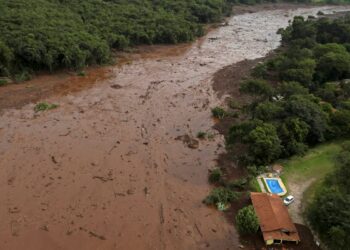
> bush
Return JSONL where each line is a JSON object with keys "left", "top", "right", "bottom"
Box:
{"left": 77, "top": 71, "right": 86, "bottom": 77}
{"left": 34, "top": 102, "right": 59, "bottom": 112}
{"left": 228, "top": 99, "right": 241, "bottom": 110}
{"left": 211, "top": 107, "right": 227, "bottom": 119}
{"left": 197, "top": 131, "right": 207, "bottom": 139}
{"left": 227, "top": 178, "right": 247, "bottom": 190}
{"left": 208, "top": 168, "right": 223, "bottom": 184}
{"left": 14, "top": 71, "right": 32, "bottom": 83}
{"left": 203, "top": 187, "right": 239, "bottom": 206}
{"left": 236, "top": 205, "right": 259, "bottom": 235}
{"left": 0, "top": 79, "right": 7, "bottom": 86}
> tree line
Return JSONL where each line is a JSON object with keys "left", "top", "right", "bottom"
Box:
{"left": 1, "top": 0, "right": 340, "bottom": 82}
{"left": 0, "top": 0, "right": 237, "bottom": 80}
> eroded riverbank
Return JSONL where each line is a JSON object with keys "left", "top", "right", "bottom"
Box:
{"left": 0, "top": 5, "right": 349, "bottom": 250}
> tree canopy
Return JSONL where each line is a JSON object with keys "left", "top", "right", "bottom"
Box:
{"left": 235, "top": 205, "right": 260, "bottom": 235}
{"left": 0, "top": 0, "right": 235, "bottom": 79}
{"left": 228, "top": 14, "right": 350, "bottom": 165}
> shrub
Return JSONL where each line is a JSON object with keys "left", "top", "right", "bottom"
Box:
{"left": 227, "top": 178, "right": 248, "bottom": 190}
{"left": 14, "top": 71, "right": 32, "bottom": 83}
{"left": 197, "top": 131, "right": 207, "bottom": 139}
{"left": 77, "top": 71, "right": 86, "bottom": 77}
{"left": 208, "top": 168, "right": 223, "bottom": 184}
{"left": 228, "top": 99, "right": 241, "bottom": 110}
{"left": 207, "top": 132, "right": 215, "bottom": 140}
{"left": 0, "top": 79, "right": 7, "bottom": 86}
{"left": 211, "top": 107, "right": 227, "bottom": 119}
{"left": 203, "top": 187, "right": 239, "bottom": 206}
{"left": 235, "top": 205, "right": 259, "bottom": 235}
{"left": 34, "top": 102, "right": 59, "bottom": 112}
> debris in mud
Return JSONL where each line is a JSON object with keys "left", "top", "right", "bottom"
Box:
{"left": 219, "top": 21, "right": 229, "bottom": 27}
{"left": 59, "top": 130, "right": 71, "bottom": 136}
{"left": 159, "top": 204, "right": 164, "bottom": 224}
{"left": 51, "top": 155, "right": 58, "bottom": 164}
{"left": 150, "top": 80, "right": 165, "bottom": 85}
{"left": 110, "top": 84, "right": 122, "bottom": 89}
{"left": 195, "top": 223, "right": 203, "bottom": 238}
{"left": 93, "top": 171, "right": 114, "bottom": 182}
{"left": 126, "top": 189, "right": 135, "bottom": 195}
{"left": 175, "top": 134, "right": 199, "bottom": 149}
{"left": 8, "top": 207, "right": 20, "bottom": 214}
{"left": 114, "top": 192, "right": 126, "bottom": 197}
{"left": 208, "top": 37, "right": 219, "bottom": 42}
{"left": 40, "top": 225, "right": 49, "bottom": 232}
{"left": 7, "top": 177, "right": 15, "bottom": 185}
{"left": 10, "top": 220, "right": 20, "bottom": 237}
{"left": 89, "top": 231, "right": 106, "bottom": 240}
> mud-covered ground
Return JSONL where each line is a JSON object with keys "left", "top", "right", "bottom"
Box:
{"left": 0, "top": 5, "right": 349, "bottom": 250}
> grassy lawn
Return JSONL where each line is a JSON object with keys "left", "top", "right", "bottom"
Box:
{"left": 278, "top": 141, "right": 343, "bottom": 203}
{"left": 249, "top": 178, "right": 261, "bottom": 192}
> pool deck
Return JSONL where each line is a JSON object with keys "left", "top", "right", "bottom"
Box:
{"left": 257, "top": 173, "right": 287, "bottom": 196}
{"left": 257, "top": 177, "right": 267, "bottom": 193}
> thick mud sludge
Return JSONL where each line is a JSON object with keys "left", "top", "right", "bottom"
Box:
{"left": 0, "top": 6, "right": 348, "bottom": 250}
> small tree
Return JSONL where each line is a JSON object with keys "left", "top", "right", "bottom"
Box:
{"left": 208, "top": 168, "right": 222, "bottom": 184}
{"left": 235, "top": 205, "right": 259, "bottom": 235}
{"left": 203, "top": 187, "right": 238, "bottom": 206}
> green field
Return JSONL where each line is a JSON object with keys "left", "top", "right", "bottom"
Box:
{"left": 278, "top": 141, "right": 343, "bottom": 202}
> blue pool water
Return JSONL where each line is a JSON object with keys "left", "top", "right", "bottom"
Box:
{"left": 266, "top": 179, "right": 283, "bottom": 194}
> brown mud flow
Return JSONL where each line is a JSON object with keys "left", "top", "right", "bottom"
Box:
{"left": 0, "top": 6, "right": 348, "bottom": 250}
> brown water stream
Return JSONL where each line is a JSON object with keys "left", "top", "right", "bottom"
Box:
{"left": 0, "top": 6, "right": 348, "bottom": 250}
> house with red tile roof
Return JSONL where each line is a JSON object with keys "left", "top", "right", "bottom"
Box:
{"left": 251, "top": 192, "right": 300, "bottom": 245}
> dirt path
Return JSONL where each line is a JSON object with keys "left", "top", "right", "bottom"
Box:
{"left": 287, "top": 178, "right": 316, "bottom": 225}
{"left": 0, "top": 6, "right": 348, "bottom": 250}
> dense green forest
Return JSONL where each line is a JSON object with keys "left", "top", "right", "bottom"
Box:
{"left": 0, "top": 0, "right": 237, "bottom": 80}
{"left": 229, "top": 15, "right": 350, "bottom": 166}
{"left": 2, "top": 0, "right": 346, "bottom": 81}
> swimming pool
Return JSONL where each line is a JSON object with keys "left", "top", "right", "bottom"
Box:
{"left": 265, "top": 179, "right": 284, "bottom": 194}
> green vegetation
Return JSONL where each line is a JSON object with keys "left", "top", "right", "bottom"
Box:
{"left": 0, "top": 79, "right": 7, "bottom": 86}
{"left": 0, "top": 0, "right": 235, "bottom": 79}
{"left": 208, "top": 168, "right": 223, "bottom": 184}
{"left": 248, "top": 178, "right": 261, "bottom": 192}
{"left": 235, "top": 205, "right": 259, "bottom": 235}
{"left": 228, "top": 15, "right": 350, "bottom": 168}
{"left": 34, "top": 102, "right": 59, "bottom": 112}
{"left": 77, "top": 71, "right": 86, "bottom": 77}
{"left": 307, "top": 142, "right": 350, "bottom": 250}
{"left": 2, "top": 1, "right": 348, "bottom": 80}
{"left": 280, "top": 142, "right": 341, "bottom": 184}
{"left": 197, "top": 131, "right": 207, "bottom": 139}
{"left": 211, "top": 106, "right": 227, "bottom": 119}
{"left": 208, "top": 14, "right": 350, "bottom": 245}
{"left": 203, "top": 187, "right": 239, "bottom": 208}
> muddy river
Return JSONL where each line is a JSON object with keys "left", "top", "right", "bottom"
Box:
{"left": 0, "top": 6, "right": 348, "bottom": 250}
